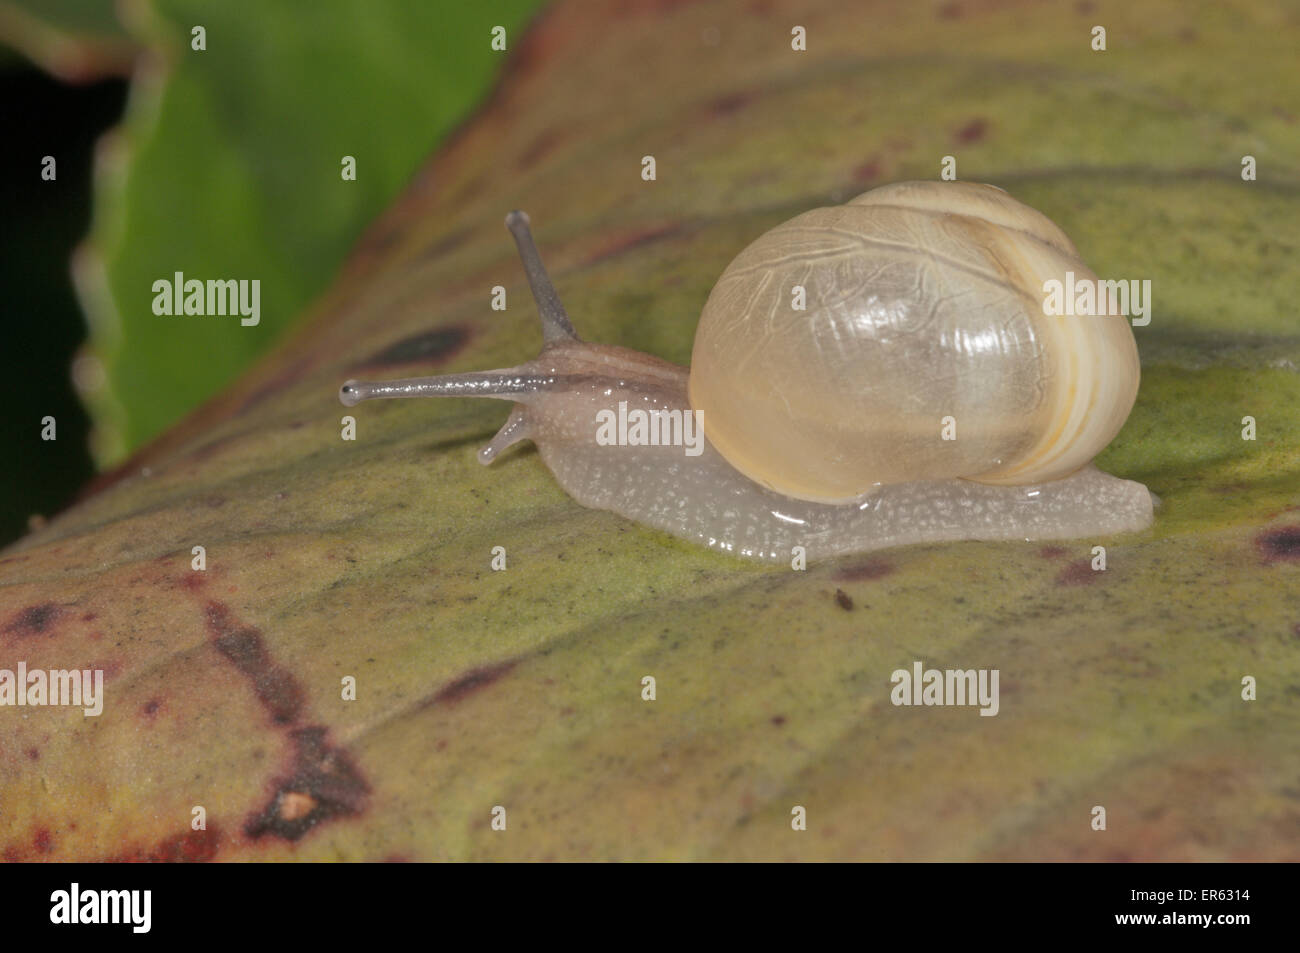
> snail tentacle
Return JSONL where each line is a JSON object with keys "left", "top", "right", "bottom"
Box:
{"left": 505, "top": 209, "right": 580, "bottom": 344}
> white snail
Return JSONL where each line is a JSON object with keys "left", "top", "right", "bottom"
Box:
{"left": 340, "top": 181, "right": 1153, "bottom": 562}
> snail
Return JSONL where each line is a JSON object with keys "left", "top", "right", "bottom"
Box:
{"left": 340, "top": 181, "right": 1153, "bottom": 563}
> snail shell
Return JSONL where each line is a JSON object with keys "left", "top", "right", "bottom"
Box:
{"left": 690, "top": 181, "right": 1140, "bottom": 502}
{"left": 339, "top": 182, "right": 1153, "bottom": 563}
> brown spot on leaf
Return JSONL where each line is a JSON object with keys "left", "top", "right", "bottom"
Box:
{"left": 954, "top": 118, "right": 987, "bottom": 144}
{"left": 205, "top": 602, "right": 305, "bottom": 724}
{"left": 432, "top": 660, "right": 518, "bottom": 706}
{"left": 771, "top": 715, "right": 787, "bottom": 726}
{"left": 709, "top": 90, "right": 755, "bottom": 117}
{"left": 937, "top": 1, "right": 962, "bottom": 19}
{"left": 33, "top": 828, "right": 53, "bottom": 854}
{"left": 1056, "top": 559, "right": 1097, "bottom": 586}
{"left": 851, "top": 156, "right": 883, "bottom": 183}
{"left": 834, "top": 588, "right": 854, "bottom": 610}
{"left": 361, "top": 326, "right": 470, "bottom": 368}
{"left": 197, "top": 602, "right": 370, "bottom": 844}
{"left": 142, "top": 698, "right": 163, "bottom": 718}
{"left": 245, "top": 727, "right": 369, "bottom": 842}
{"left": 1257, "top": 526, "right": 1300, "bottom": 564}
{"left": 108, "top": 825, "right": 223, "bottom": 863}
{"left": 5, "top": 603, "right": 59, "bottom": 636}
{"left": 834, "top": 560, "right": 894, "bottom": 582}
{"left": 1038, "top": 545, "right": 1068, "bottom": 559}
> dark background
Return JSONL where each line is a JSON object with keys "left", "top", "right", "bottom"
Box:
{"left": 1, "top": 65, "right": 125, "bottom": 547}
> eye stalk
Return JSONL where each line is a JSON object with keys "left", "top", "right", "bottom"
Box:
{"left": 336, "top": 209, "right": 580, "bottom": 411}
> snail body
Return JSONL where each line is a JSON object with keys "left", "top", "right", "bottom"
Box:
{"left": 340, "top": 181, "right": 1153, "bottom": 562}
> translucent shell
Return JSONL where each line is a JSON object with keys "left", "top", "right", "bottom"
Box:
{"left": 687, "top": 181, "right": 1141, "bottom": 504}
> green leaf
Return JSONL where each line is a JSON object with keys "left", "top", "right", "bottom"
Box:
{"left": 71, "top": 0, "right": 541, "bottom": 464}
{"left": 1, "top": 0, "right": 1297, "bottom": 861}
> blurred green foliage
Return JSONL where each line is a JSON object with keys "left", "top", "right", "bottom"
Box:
{"left": 60, "top": 0, "right": 543, "bottom": 464}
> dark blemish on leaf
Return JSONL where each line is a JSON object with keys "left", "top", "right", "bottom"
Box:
{"left": 205, "top": 496, "right": 226, "bottom": 508}
{"left": 1038, "top": 545, "right": 1068, "bottom": 559}
{"left": 197, "top": 602, "right": 370, "bottom": 844}
{"left": 108, "top": 825, "right": 222, "bottom": 863}
{"left": 852, "top": 156, "right": 883, "bottom": 183}
{"left": 1074, "top": 0, "right": 1096, "bottom": 13}
{"left": 954, "top": 118, "right": 987, "bottom": 144}
{"left": 142, "top": 698, "right": 162, "bottom": 718}
{"left": 1055, "top": 559, "right": 1097, "bottom": 586}
{"left": 1257, "top": 526, "right": 1300, "bottom": 563}
{"left": 181, "top": 572, "right": 206, "bottom": 592}
{"left": 205, "top": 602, "right": 305, "bottom": 724}
{"left": 33, "top": 829, "right": 53, "bottom": 853}
{"left": 835, "top": 588, "right": 854, "bottom": 610}
{"left": 244, "top": 727, "right": 369, "bottom": 842}
{"left": 583, "top": 224, "right": 684, "bottom": 267}
{"left": 26, "top": 748, "right": 39, "bottom": 761}
{"left": 431, "top": 660, "right": 518, "bottom": 706}
{"left": 709, "top": 90, "right": 755, "bottom": 117}
{"left": 82, "top": 612, "right": 97, "bottom": 622}
{"left": 937, "top": 1, "right": 962, "bottom": 19}
{"left": 771, "top": 715, "right": 787, "bottom": 727}
{"left": 361, "top": 326, "right": 470, "bottom": 369}
{"left": 5, "top": 603, "right": 59, "bottom": 636}
{"left": 834, "top": 560, "right": 893, "bottom": 582}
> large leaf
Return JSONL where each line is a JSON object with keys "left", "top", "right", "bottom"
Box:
{"left": 1, "top": 0, "right": 1297, "bottom": 861}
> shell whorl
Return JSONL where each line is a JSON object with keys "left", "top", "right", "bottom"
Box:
{"left": 687, "top": 181, "right": 1140, "bottom": 504}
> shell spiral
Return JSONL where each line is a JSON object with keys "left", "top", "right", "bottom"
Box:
{"left": 687, "top": 181, "right": 1141, "bottom": 504}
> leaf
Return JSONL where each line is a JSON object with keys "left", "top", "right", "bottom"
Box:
{"left": 1, "top": 0, "right": 1298, "bottom": 861}
{"left": 0, "top": 0, "right": 138, "bottom": 80}
{"left": 66, "top": 0, "right": 541, "bottom": 464}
